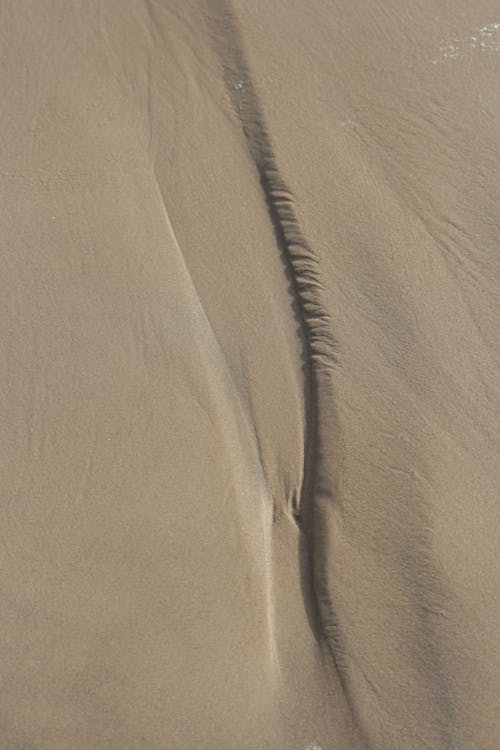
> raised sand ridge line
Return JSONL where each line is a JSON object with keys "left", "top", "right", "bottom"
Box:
{"left": 207, "top": 1, "right": 367, "bottom": 738}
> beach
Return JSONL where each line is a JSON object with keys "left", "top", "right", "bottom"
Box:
{"left": 1, "top": 2, "right": 498, "bottom": 748}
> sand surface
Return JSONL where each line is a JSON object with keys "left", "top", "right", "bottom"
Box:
{"left": 1, "top": 2, "right": 499, "bottom": 748}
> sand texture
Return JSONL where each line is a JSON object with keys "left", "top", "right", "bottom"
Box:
{"left": 1, "top": 2, "right": 499, "bottom": 748}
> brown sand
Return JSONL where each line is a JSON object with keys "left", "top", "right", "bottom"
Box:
{"left": 1, "top": 2, "right": 499, "bottom": 748}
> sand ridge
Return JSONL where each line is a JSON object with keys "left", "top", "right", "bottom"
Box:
{"left": 1, "top": 1, "right": 498, "bottom": 748}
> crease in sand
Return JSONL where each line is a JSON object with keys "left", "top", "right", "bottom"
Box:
{"left": 207, "top": 0, "right": 364, "bottom": 730}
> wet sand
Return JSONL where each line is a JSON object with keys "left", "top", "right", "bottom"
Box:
{"left": 1, "top": 2, "right": 499, "bottom": 748}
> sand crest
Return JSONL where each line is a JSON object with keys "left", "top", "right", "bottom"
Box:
{"left": 1, "top": 2, "right": 498, "bottom": 748}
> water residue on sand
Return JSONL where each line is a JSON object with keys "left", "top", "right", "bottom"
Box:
{"left": 434, "top": 21, "right": 500, "bottom": 62}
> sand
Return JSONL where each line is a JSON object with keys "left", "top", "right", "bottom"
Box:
{"left": 1, "top": 2, "right": 498, "bottom": 748}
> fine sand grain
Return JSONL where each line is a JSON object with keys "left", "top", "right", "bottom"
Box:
{"left": 1, "top": 2, "right": 499, "bottom": 748}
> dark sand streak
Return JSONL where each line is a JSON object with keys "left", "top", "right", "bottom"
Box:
{"left": 208, "top": 2, "right": 372, "bottom": 743}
